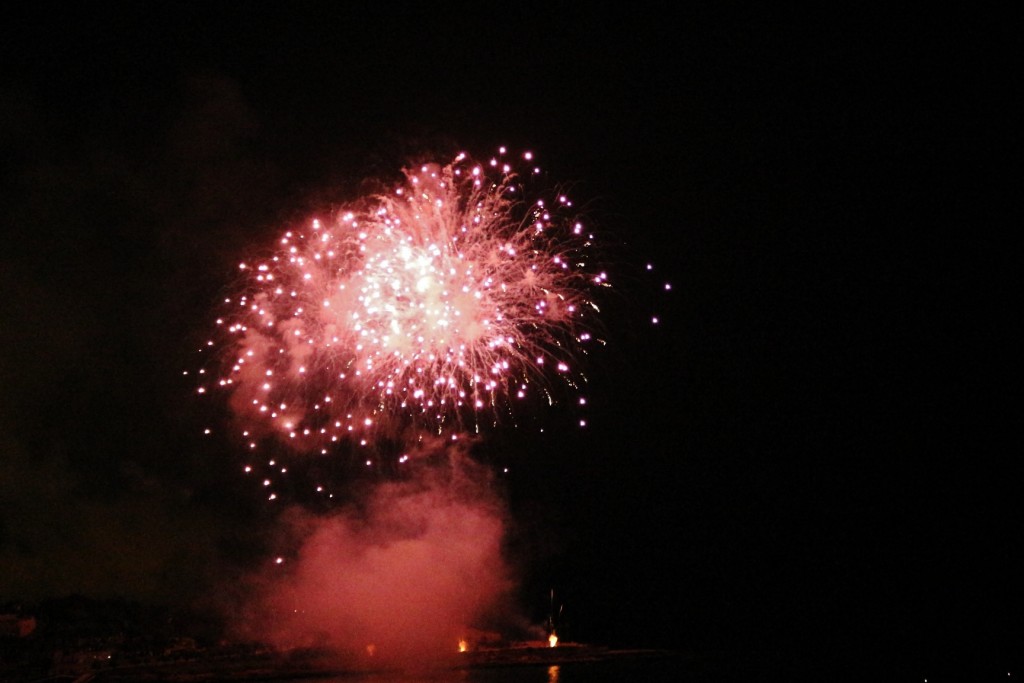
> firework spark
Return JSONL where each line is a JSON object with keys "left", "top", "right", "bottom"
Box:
{"left": 196, "top": 148, "right": 605, "bottom": 469}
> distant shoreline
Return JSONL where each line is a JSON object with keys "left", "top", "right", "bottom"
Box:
{"left": 51, "top": 644, "right": 686, "bottom": 681}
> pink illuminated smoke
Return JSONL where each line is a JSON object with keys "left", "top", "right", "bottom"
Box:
{"left": 231, "top": 454, "right": 522, "bottom": 670}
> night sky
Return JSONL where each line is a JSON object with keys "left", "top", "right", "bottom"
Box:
{"left": 1, "top": 4, "right": 1016, "bottom": 677}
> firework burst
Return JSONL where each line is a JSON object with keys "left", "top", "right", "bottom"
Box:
{"left": 195, "top": 148, "right": 606, "bottom": 469}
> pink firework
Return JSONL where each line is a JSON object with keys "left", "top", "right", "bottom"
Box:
{"left": 196, "top": 148, "right": 604, "bottom": 459}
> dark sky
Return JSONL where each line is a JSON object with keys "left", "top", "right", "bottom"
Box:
{"left": 1, "top": 4, "right": 1016, "bottom": 676}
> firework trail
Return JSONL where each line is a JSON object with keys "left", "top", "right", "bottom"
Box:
{"left": 195, "top": 148, "right": 607, "bottom": 484}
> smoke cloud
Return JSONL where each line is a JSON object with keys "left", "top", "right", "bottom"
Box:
{"left": 228, "top": 449, "right": 528, "bottom": 672}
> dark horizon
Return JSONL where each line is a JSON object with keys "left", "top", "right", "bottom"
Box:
{"left": 1, "top": 5, "right": 1016, "bottom": 677}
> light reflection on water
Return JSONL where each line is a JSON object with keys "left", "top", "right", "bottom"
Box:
{"left": 281, "top": 657, "right": 687, "bottom": 683}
